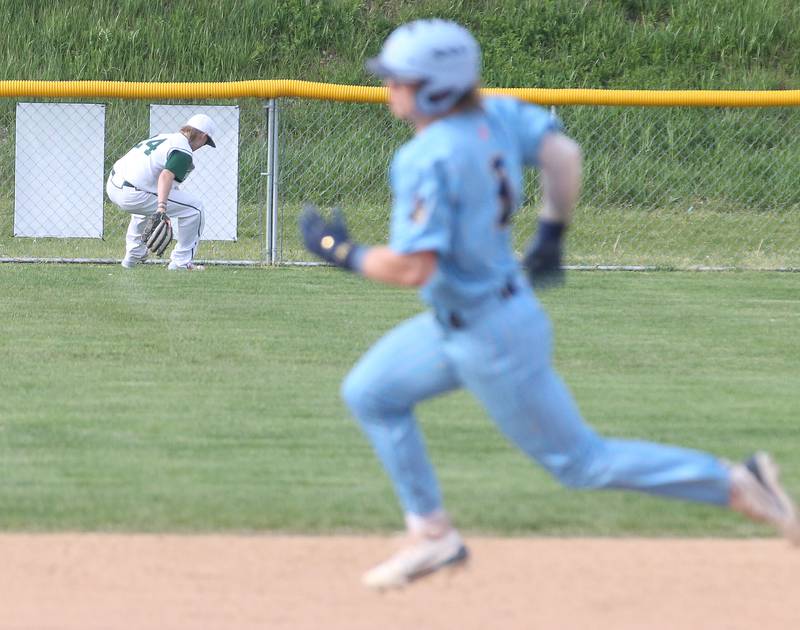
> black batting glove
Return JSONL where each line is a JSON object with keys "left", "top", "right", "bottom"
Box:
{"left": 523, "top": 240, "right": 564, "bottom": 289}
{"left": 522, "top": 219, "right": 566, "bottom": 289}
{"left": 299, "top": 203, "right": 365, "bottom": 272}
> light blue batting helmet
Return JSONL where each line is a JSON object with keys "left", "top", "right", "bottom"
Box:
{"left": 366, "top": 19, "right": 481, "bottom": 116}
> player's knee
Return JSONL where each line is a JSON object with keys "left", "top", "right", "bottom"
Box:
{"left": 341, "top": 369, "right": 405, "bottom": 420}
{"left": 544, "top": 440, "right": 611, "bottom": 490}
{"left": 340, "top": 370, "right": 371, "bottom": 417}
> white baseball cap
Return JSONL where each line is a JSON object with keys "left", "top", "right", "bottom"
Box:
{"left": 185, "top": 113, "right": 217, "bottom": 147}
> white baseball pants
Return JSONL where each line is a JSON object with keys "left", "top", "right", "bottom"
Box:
{"left": 106, "top": 174, "right": 204, "bottom": 268}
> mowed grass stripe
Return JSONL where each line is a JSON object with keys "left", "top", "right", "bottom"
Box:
{"left": 0, "top": 265, "right": 797, "bottom": 536}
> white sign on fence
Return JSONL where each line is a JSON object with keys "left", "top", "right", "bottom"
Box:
{"left": 149, "top": 104, "right": 240, "bottom": 241}
{"left": 14, "top": 102, "right": 106, "bottom": 238}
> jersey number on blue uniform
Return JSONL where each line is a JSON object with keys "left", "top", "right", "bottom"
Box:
{"left": 491, "top": 155, "right": 514, "bottom": 228}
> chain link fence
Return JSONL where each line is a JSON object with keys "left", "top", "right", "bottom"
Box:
{"left": 566, "top": 105, "right": 800, "bottom": 269}
{"left": 277, "top": 100, "right": 800, "bottom": 270}
{"left": 0, "top": 98, "right": 270, "bottom": 263}
{"left": 1, "top": 96, "right": 799, "bottom": 269}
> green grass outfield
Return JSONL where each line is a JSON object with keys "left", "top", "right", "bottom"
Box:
{"left": 0, "top": 265, "right": 798, "bottom": 537}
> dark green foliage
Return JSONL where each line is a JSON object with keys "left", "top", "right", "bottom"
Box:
{"left": 1, "top": 0, "right": 798, "bottom": 88}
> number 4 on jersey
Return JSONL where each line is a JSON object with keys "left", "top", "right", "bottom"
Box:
{"left": 134, "top": 137, "right": 166, "bottom": 156}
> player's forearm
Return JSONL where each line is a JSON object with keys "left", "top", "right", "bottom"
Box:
{"left": 538, "top": 134, "right": 582, "bottom": 224}
{"left": 156, "top": 169, "right": 176, "bottom": 210}
{"left": 522, "top": 133, "right": 580, "bottom": 289}
{"left": 361, "top": 247, "right": 437, "bottom": 287}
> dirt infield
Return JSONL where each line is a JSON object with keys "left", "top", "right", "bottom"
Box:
{"left": 0, "top": 535, "right": 797, "bottom": 630}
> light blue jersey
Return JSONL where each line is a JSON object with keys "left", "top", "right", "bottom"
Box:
{"left": 389, "top": 97, "right": 560, "bottom": 310}
{"left": 342, "top": 96, "right": 730, "bottom": 519}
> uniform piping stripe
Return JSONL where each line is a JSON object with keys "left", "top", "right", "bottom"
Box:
{"left": 141, "top": 190, "right": 202, "bottom": 213}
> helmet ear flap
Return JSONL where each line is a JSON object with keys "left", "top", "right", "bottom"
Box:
{"left": 415, "top": 82, "right": 466, "bottom": 116}
{"left": 414, "top": 80, "right": 431, "bottom": 116}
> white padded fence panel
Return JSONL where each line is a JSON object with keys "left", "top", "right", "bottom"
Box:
{"left": 14, "top": 102, "right": 105, "bottom": 238}
{"left": 149, "top": 104, "right": 239, "bottom": 241}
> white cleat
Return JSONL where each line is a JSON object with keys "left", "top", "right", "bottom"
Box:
{"left": 730, "top": 451, "right": 800, "bottom": 545}
{"left": 121, "top": 255, "right": 148, "bottom": 269}
{"left": 167, "top": 262, "right": 205, "bottom": 271}
{"left": 362, "top": 529, "right": 469, "bottom": 590}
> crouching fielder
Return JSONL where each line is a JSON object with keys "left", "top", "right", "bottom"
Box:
{"left": 106, "top": 114, "right": 216, "bottom": 271}
{"left": 300, "top": 19, "right": 800, "bottom": 590}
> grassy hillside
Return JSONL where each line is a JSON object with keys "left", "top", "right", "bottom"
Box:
{"left": 0, "top": 0, "right": 798, "bottom": 89}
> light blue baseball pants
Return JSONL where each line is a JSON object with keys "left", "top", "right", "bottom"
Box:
{"left": 341, "top": 285, "right": 731, "bottom": 517}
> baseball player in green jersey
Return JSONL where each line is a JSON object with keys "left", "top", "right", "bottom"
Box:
{"left": 106, "top": 113, "right": 216, "bottom": 271}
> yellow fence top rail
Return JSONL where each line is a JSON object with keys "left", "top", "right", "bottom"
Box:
{"left": 2, "top": 80, "right": 800, "bottom": 107}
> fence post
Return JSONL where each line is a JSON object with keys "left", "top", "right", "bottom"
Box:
{"left": 264, "top": 98, "right": 280, "bottom": 264}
